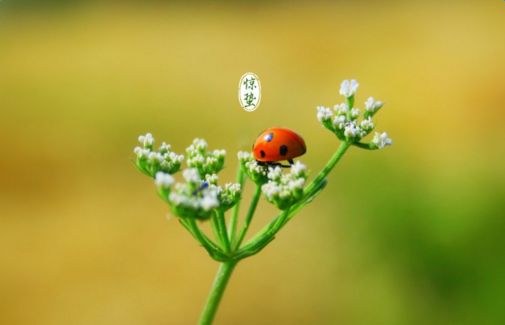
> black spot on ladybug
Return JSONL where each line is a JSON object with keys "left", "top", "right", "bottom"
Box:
{"left": 260, "top": 150, "right": 266, "bottom": 158}
{"left": 279, "top": 145, "right": 288, "bottom": 156}
{"left": 264, "top": 132, "right": 274, "bottom": 142}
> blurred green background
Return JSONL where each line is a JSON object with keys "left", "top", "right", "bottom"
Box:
{"left": 1, "top": 1, "right": 504, "bottom": 324}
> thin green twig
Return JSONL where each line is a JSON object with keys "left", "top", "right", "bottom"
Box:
{"left": 228, "top": 166, "right": 245, "bottom": 244}
{"left": 233, "top": 185, "right": 262, "bottom": 250}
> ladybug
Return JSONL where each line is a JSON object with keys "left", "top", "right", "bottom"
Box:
{"left": 252, "top": 127, "right": 306, "bottom": 167}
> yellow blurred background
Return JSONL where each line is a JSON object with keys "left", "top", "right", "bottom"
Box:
{"left": 1, "top": 1, "right": 504, "bottom": 324}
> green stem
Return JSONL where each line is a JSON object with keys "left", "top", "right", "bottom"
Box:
{"left": 184, "top": 219, "right": 227, "bottom": 261}
{"left": 303, "top": 141, "right": 351, "bottom": 198}
{"left": 216, "top": 210, "right": 231, "bottom": 253}
{"left": 210, "top": 213, "right": 229, "bottom": 253}
{"left": 234, "top": 185, "right": 262, "bottom": 250}
{"left": 228, "top": 166, "right": 245, "bottom": 244}
{"left": 198, "top": 261, "right": 237, "bottom": 325}
{"left": 353, "top": 141, "right": 378, "bottom": 150}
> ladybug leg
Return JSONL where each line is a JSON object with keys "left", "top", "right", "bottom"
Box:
{"left": 275, "top": 160, "right": 294, "bottom": 168}
{"left": 257, "top": 161, "right": 291, "bottom": 168}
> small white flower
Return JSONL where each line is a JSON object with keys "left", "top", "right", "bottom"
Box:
{"left": 333, "top": 103, "right": 349, "bottom": 114}
{"left": 158, "top": 142, "right": 171, "bottom": 153}
{"left": 333, "top": 115, "right": 346, "bottom": 129}
{"left": 213, "top": 149, "right": 226, "bottom": 157}
{"left": 225, "top": 183, "right": 241, "bottom": 194}
{"left": 351, "top": 108, "right": 360, "bottom": 118}
{"left": 262, "top": 182, "right": 281, "bottom": 199}
{"left": 205, "top": 173, "right": 219, "bottom": 185}
{"left": 133, "top": 146, "right": 150, "bottom": 158}
{"left": 194, "top": 138, "right": 207, "bottom": 150}
{"left": 206, "top": 156, "right": 218, "bottom": 165}
{"left": 155, "top": 172, "right": 174, "bottom": 188}
{"left": 339, "top": 79, "right": 359, "bottom": 98}
{"left": 290, "top": 161, "right": 306, "bottom": 176}
{"left": 267, "top": 166, "right": 283, "bottom": 180}
{"left": 317, "top": 106, "right": 333, "bottom": 122}
{"left": 245, "top": 160, "right": 267, "bottom": 176}
{"left": 168, "top": 152, "right": 184, "bottom": 162}
{"left": 186, "top": 138, "right": 208, "bottom": 154}
{"left": 287, "top": 178, "right": 305, "bottom": 191}
{"left": 372, "top": 132, "right": 393, "bottom": 149}
{"left": 344, "top": 122, "right": 360, "bottom": 138}
{"left": 169, "top": 192, "right": 198, "bottom": 209}
{"left": 168, "top": 192, "right": 183, "bottom": 204}
{"left": 360, "top": 117, "right": 374, "bottom": 132}
{"left": 200, "top": 192, "right": 219, "bottom": 211}
{"left": 183, "top": 168, "right": 200, "bottom": 183}
{"left": 138, "top": 133, "right": 154, "bottom": 147}
{"left": 148, "top": 152, "right": 164, "bottom": 163}
{"left": 237, "top": 151, "right": 251, "bottom": 161}
{"left": 365, "top": 97, "right": 383, "bottom": 112}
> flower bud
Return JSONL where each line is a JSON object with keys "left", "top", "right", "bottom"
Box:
{"left": 372, "top": 132, "right": 393, "bottom": 149}
{"left": 237, "top": 151, "right": 268, "bottom": 185}
{"left": 339, "top": 79, "right": 359, "bottom": 98}
{"left": 155, "top": 172, "right": 174, "bottom": 189}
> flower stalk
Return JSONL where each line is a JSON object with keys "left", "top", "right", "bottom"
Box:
{"left": 234, "top": 185, "right": 262, "bottom": 250}
{"left": 198, "top": 261, "right": 237, "bottom": 325}
{"left": 132, "top": 79, "right": 392, "bottom": 324}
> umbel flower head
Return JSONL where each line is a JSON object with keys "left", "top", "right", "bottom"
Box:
{"left": 134, "top": 133, "right": 184, "bottom": 177}
{"left": 162, "top": 168, "right": 241, "bottom": 219}
{"left": 261, "top": 161, "right": 308, "bottom": 210}
{"left": 237, "top": 151, "right": 269, "bottom": 185}
{"left": 186, "top": 138, "right": 226, "bottom": 176}
{"left": 134, "top": 134, "right": 241, "bottom": 220}
{"left": 317, "top": 79, "right": 392, "bottom": 149}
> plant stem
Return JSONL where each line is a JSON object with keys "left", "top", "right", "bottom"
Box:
{"left": 234, "top": 185, "right": 262, "bottom": 250}
{"left": 228, "top": 166, "right": 245, "bottom": 243}
{"left": 198, "top": 261, "right": 237, "bottom": 325}
{"left": 216, "top": 210, "right": 231, "bottom": 253}
{"left": 352, "top": 141, "right": 378, "bottom": 150}
{"left": 303, "top": 141, "right": 351, "bottom": 198}
{"left": 184, "top": 219, "right": 227, "bottom": 261}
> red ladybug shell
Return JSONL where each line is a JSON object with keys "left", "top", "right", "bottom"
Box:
{"left": 253, "top": 127, "right": 306, "bottom": 162}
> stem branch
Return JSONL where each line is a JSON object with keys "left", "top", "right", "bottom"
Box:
{"left": 234, "top": 185, "right": 262, "bottom": 250}
{"left": 228, "top": 166, "right": 245, "bottom": 244}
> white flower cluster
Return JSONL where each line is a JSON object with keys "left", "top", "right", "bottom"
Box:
{"left": 261, "top": 161, "right": 308, "bottom": 210}
{"left": 167, "top": 168, "right": 241, "bottom": 219}
{"left": 186, "top": 138, "right": 226, "bottom": 176}
{"left": 316, "top": 80, "right": 392, "bottom": 149}
{"left": 167, "top": 168, "right": 221, "bottom": 218}
{"left": 134, "top": 133, "right": 184, "bottom": 176}
{"left": 237, "top": 151, "right": 268, "bottom": 184}
{"left": 134, "top": 134, "right": 241, "bottom": 220}
{"left": 218, "top": 183, "right": 242, "bottom": 210}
